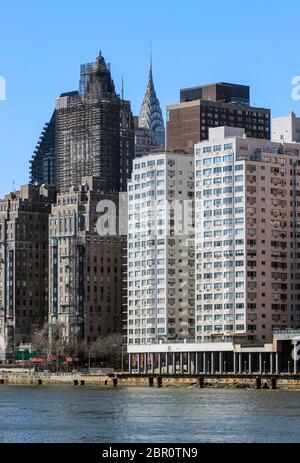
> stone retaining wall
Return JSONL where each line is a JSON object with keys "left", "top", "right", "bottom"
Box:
{"left": 1, "top": 373, "right": 300, "bottom": 389}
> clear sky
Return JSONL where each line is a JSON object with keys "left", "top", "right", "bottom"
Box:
{"left": 0, "top": 0, "right": 300, "bottom": 196}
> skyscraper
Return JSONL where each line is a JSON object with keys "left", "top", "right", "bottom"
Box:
{"left": 127, "top": 152, "right": 194, "bottom": 345}
{"left": 29, "top": 111, "right": 56, "bottom": 186}
{"left": 48, "top": 177, "right": 126, "bottom": 344}
{"left": 30, "top": 52, "right": 135, "bottom": 194}
{"left": 167, "top": 82, "right": 271, "bottom": 153}
{"left": 195, "top": 126, "right": 300, "bottom": 344}
{"left": 138, "top": 55, "right": 165, "bottom": 150}
{"left": 0, "top": 184, "right": 56, "bottom": 358}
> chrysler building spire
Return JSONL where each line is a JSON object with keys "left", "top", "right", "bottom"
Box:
{"left": 138, "top": 48, "right": 165, "bottom": 149}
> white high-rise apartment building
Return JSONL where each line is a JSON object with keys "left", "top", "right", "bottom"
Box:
{"left": 127, "top": 152, "right": 194, "bottom": 345}
{"left": 195, "top": 126, "right": 300, "bottom": 344}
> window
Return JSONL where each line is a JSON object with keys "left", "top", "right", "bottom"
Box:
{"left": 214, "top": 188, "right": 222, "bottom": 195}
{"left": 203, "top": 189, "right": 212, "bottom": 197}
{"left": 204, "top": 200, "right": 212, "bottom": 207}
{"left": 224, "top": 175, "right": 233, "bottom": 184}
{"left": 214, "top": 177, "right": 222, "bottom": 184}
{"left": 213, "top": 145, "right": 222, "bottom": 152}
{"left": 235, "top": 185, "right": 243, "bottom": 193}
{"left": 235, "top": 218, "right": 244, "bottom": 224}
{"left": 235, "top": 164, "right": 244, "bottom": 171}
{"left": 235, "top": 207, "right": 244, "bottom": 214}
{"left": 235, "top": 175, "right": 243, "bottom": 182}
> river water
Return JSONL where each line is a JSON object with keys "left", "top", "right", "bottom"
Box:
{"left": 0, "top": 385, "right": 299, "bottom": 442}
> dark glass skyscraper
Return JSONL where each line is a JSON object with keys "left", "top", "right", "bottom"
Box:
{"left": 30, "top": 52, "right": 135, "bottom": 193}
{"left": 29, "top": 111, "right": 56, "bottom": 186}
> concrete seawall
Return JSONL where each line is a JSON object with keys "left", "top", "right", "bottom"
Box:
{"left": 1, "top": 373, "right": 300, "bottom": 389}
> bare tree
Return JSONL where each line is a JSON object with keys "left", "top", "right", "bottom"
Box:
{"left": 32, "top": 325, "right": 125, "bottom": 369}
{"left": 31, "top": 323, "right": 50, "bottom": 356}
{"left": 91, "top": 333, "right": 123, "bottom": 368}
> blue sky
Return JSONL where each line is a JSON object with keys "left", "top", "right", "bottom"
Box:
{"left": 0, "top": 0, "right": 300, "bottom": 195}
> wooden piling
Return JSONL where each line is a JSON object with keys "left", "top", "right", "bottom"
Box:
{"left": 156, "top": 376, "right": 162, "bottom": 388}
{"left": 198, "top": 376, "right": 204, "bottom": 388}
{"left": 255, "top": 376, "right": 261, "bottom": 389}
{"left": 148, "top": 376, "right": 154, "bottom": 387}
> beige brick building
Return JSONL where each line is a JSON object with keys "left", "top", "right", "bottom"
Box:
{"left": 49, "top": 177, "right": 126, "bottom": 345}
{"left": 195, "top": 126, "right": 300, "bottom": 344}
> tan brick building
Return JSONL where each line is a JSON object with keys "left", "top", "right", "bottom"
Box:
{"left": 49, "top": 177, "right": 126, "bottom": 345}
{"left": 195, "top": 126, "right": 300, "bottom": 344}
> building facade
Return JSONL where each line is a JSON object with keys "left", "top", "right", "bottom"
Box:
{"left": 195, "top": 126, "right": 300, "bottom": 344}
{"left": 133, "top": 116, "right": 152, "bottom": 158}
{"left": 167, "top": 82, "right": 271, "bottom": 153}
{"left": 127, "top": 126, "right": 300, "bottom": 375}
{"left": 30, "top": 52, "right": 135, "bottom": 194}
{"left": 272, "top": 111, "right": 300, "bottom": 143}
{"left": 127, "top": 152, "right": 194, "bottom": 346}
{"left": 0, "top": 184, "right": 56, "bottom": 358}
{"left": 49, "top": 177, "right": 126, "bottom": 344}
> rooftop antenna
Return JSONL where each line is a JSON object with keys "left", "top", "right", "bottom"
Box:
{"left": 12, "top": 180, "right": 15, "bottom": 192}
{"left": 150, "top": 40, "right": 152, "bottom": 73}
{"left": 121, "top": 75, "right": 124, "bottom": 100}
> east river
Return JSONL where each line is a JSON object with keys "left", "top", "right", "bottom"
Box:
{"left": 0, "top": 385, "right": 299, "bottom": 442}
